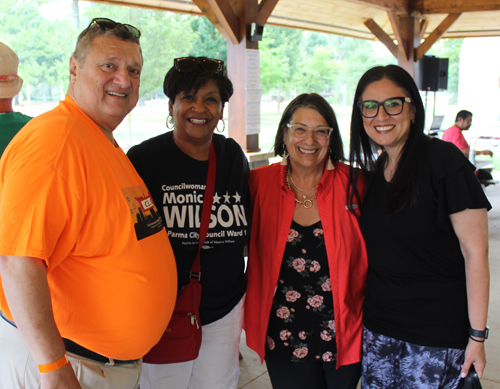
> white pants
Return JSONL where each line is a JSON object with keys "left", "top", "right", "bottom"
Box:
{"left": 0, "top": 317, "right": 142, "bottom": 389}
{"left": 140, "top": 295, "right": 245, "bottom": 389}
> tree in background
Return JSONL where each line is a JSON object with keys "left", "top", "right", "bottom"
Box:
{"left": 0, "top": 0, "right": 76, "bottom": 102}
{"left": 259, "top": 26, "right": 302, "bottom": 111}
{"left": 294, "top": 44, "right": 340, "bottom": 94}
{"left": 190, "top": 17, "right": 227, "bottom": 62}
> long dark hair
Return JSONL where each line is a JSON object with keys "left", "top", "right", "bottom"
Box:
{"left": 348, "top": 65, "right": 429, "bottom": 214}
{"left": 273, "top": 93, "right": 345, "bottom": 165}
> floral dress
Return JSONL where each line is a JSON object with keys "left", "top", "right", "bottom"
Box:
{"left": 266, "top": 220, "right": 336, "bottom": 363}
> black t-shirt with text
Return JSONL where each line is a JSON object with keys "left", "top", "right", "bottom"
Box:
{"left": 128, "top": 132, "right": 250, "bottom": 325}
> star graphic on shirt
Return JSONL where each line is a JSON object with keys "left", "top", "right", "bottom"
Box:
{"left": 213, "top": 192, "right": 221, "bottom": 204}
{"left": 233, "top": 192, "right": 241, "bottom": 203}
{"left": 223, "top": 192, "right": 231, "bottom": 203}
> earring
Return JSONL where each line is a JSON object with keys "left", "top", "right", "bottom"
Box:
{"left": 327, "top": 149, "right": 335, "bottom": 170}
{"left": 216, "top": 119, "right": 225, "bottom": 133}
{"left": 281, "top": 145, "right": 289, "bottom": 166}
{"left": 411, "top": 118, "right": 415, "bottom": 124}
{"left": 166, "top": 115, "right": 174, "bottom": 129}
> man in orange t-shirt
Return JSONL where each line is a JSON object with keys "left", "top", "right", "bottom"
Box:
{"left": 0, "top": 19, "right": 177, "bottom": 389}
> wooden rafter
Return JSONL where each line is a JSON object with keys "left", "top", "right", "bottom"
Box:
{"left": 415, "top": 13, "right": 462, "bottom": 61}
{"left": 419, "top": 18, "right": 429, "bottom": 41}
{"left": 387, "top": 11, "right": 407, "bottom": 62}
{"left": 205, "top": 0, "right": 241, "bottom": 44}
{"left": 257, "top": 0, "right": 280, "bottom": 24}
{"left": 191, "top": 0, "right": 228, "bottom": 38}
{"left": 411, "top": 0, "right": 500, "bottom": 14}
{"left": 345, "top": 0, "right": 408, "bottom": 13}
{"left": 364, "top": 19, "right": 399, "bottom": 58}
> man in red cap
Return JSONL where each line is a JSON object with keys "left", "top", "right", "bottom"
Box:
{"left": 0, "top": 41, "right": 31, "bottom": 155}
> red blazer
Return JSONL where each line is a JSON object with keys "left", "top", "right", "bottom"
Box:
{"left": 245, "top": 162, "right": 368, "bottom": 368}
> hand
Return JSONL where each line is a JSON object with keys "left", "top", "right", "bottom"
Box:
{"left": 40, "top": 363, "right": 82, "bottom": 389}
{"left": 460, "top": 338, "right": 486, "bottom": 379}
{"left": 481, "top": 150, "right": 493, "bottom": 157}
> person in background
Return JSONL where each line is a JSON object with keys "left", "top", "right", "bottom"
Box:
{"left": 128, "top": 56, "right": 250, "bottom": 389}
{"left": 349, "top": 65, "right": 490, "bottom": 389}
{"left": 442, "top": 110, "right": 494, "bottom": 182}
{"left": 0, "top": 18, "right": 177, "bottom": 389}
{"left": 0, "top": 41, "right": 31, "bottom": 155}
{"left": 442, "top": 110, "right": 493, "bottom": 159}
{"left": 245, "top": 93, "right": 368, "bottom": 389}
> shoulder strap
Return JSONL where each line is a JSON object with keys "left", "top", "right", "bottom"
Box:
{"left": 190, "top": 142, "right": 217, "bottom": 277}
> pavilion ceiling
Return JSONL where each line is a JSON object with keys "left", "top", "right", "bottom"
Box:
{"left": 83, "top": 0, "right": 500, "bottom": 40}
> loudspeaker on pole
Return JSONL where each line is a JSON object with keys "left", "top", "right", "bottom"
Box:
{"left": 418, "top": 56, "right": 448, "bottom": 92}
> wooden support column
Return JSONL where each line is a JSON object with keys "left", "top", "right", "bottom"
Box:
{"left": 192, "top": 0, "right": 279, "bottom": 151}
{"left": 396, "top": 15, "right": 421, "bottom": 77}
{"left": 227, "top": 0, "right": 260, "bottom": 151}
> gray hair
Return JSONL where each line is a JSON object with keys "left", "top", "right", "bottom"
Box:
{"left": 72, "top": 23, "right": 142, "bottom": 67}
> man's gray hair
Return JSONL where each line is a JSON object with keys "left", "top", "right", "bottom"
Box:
{"left": 72, "top": 23, "right": 141, "bottom": 67}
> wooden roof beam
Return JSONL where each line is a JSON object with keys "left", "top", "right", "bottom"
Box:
{"left": 257, "top": 0, "right": 280, "bottom": 24}
{"left": 346, "top": 0, "right": 409, "bottom": 13}
{"left": 364, "top": 18, "right": 399, "bottom": 58}
{"left": 203, "top": 0, "right": 241, "bottom": 44}
{"left": 191, "top": 0, "right": 228, "bottom": 39}
{"left": 419, "top": 18, "right": 429, "bottom": 41}
{"left": 387, "top": 11, "right": 408, "bottom": 62}
{"left": 415, "top": 12, "right": 462, "bottom": 61}
{"left": 411, "top": 0, "right": 500, "bottom": 14}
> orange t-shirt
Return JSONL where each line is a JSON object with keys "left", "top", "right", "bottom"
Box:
{"left": 0, "top": 96, "right": 177, "bottom": 360}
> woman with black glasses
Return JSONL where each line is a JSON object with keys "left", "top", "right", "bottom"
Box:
{"left": 348, "top": 65, "right": 490, "bottom": 388}
{"left": 245, "top": 94, "right": 368, "bottom": 388}
{"left": 128, "top": 57, "right": 250, "bottom": 388}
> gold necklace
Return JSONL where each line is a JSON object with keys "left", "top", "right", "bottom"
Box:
{"left": 288, "top": 172, "right": 319, "bottom": 192}
{"left": 286, "top": 167, "right": 316, "bottom": 209}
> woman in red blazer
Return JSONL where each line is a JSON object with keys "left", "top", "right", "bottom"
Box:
{"left": 245, "top": 93, "right": 368, "bottom": 389}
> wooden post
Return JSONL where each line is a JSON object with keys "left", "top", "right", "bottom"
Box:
{"left": 396, "top": 15, "right": 420, "bottom": 77}
{"left": 226, "top": 0, "right": 261, "bottom": 152}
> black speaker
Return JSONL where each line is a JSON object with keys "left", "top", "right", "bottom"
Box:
{"left": 418, "top": 56, "right": 448, "bottom": 92}
{"left": 250, "top": 23, "right": 264, "bottom": 42}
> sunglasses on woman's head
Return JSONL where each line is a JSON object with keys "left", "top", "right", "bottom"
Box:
{"left": 81, "top": 18, "right": 141, "bottom": 39}
{"left": 174, "top": 57, "right": 224, "bottom": 74}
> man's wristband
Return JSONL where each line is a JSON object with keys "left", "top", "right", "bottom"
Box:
{"left": 468, "top": 326, "right": 489, "bottom": 340}
{"left": 38, "top": 355, "right": 68, "bottom": 373}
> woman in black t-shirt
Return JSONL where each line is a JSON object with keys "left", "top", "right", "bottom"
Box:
{"left": 348, "top": 65, "right": 490, "bottom": 389}
{"left": 128, "top": 57, "right": 249, "bottom": 389}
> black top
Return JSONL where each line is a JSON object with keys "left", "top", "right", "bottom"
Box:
{"left": 128, "top": 132, "right": 250, "bottom": 325}
{"left": 360, "top": 138, "right": 491, "bottom": 349}
{"left": 266, "top": 220, "right": 337, "bottom": 362}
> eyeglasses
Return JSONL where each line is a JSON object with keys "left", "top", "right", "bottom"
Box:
{"left": 174, "top": 57, "right": 224, "bottom": 74}
{"left": 286, "top": 123, "right": 332, "bottom": 140}
{"left": 357, "top": 97, "right": 412, "bottom": 118}
{"left": 81, "top": 18, "right": 141, "bottom": 39}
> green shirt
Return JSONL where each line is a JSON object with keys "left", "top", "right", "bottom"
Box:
{"left": 0, "top": 111, "right": 32, "bottom": 156}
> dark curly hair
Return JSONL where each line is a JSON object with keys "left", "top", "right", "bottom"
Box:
{"left": 163, "top": 57, "right": 233, "bottom": 105}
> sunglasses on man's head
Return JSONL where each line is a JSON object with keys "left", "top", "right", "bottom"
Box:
{"left": 81, "top": 18, "right": 141, "bottom": 39}
{"left": 174, "top": 57, "right": 224, "bottom": 74}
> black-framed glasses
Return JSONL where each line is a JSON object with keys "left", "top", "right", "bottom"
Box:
{"left": 286, "top": 123, "right": 332, "bottom": 140}
{"left": 174, "top": 57, "right": 224, "bottom": 74}
{"left": 357, "top": 97, "right": 412, "bottom": 118}
{"left": 81, "top": 18, "right": 141, "bottom": 39}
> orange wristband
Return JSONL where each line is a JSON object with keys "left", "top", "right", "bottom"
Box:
{"left": 38, "top": 355, "right": 68, "bottom": 373}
